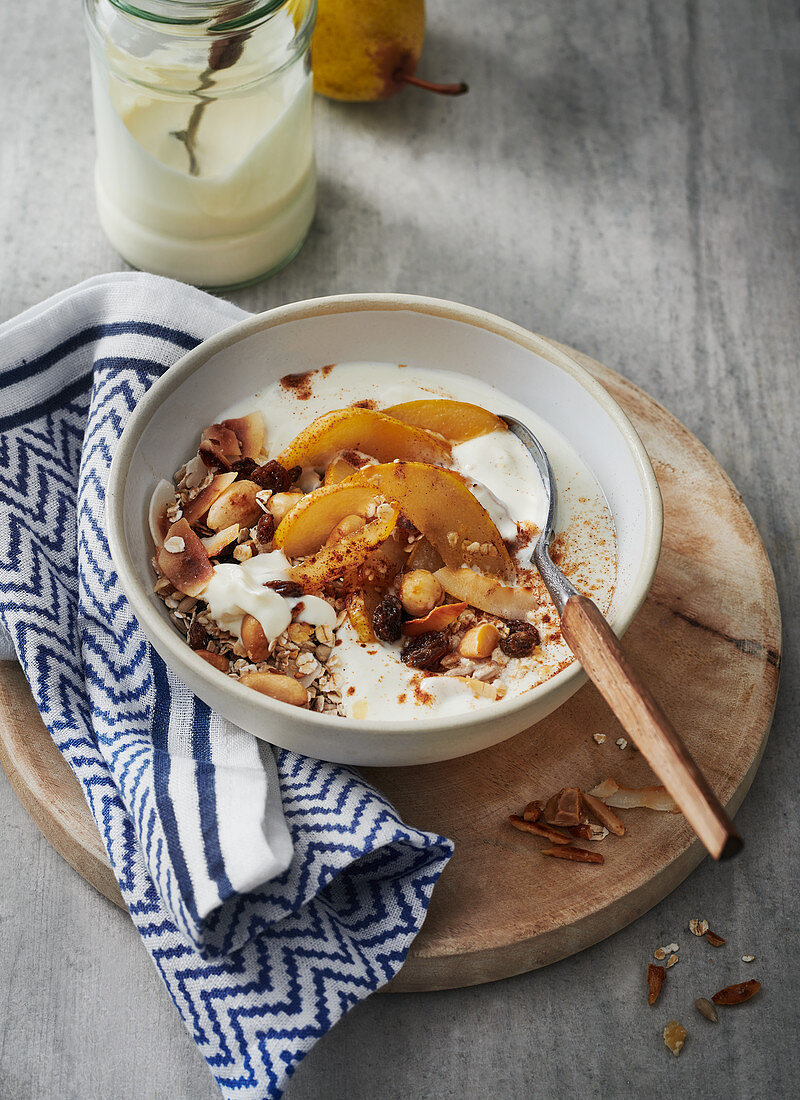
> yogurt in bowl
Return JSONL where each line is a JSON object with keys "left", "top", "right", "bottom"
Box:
{"left": 107, "top": 294, "right": 662, "bottom": 765}
{"left": 150, "top": 363, "right": 617, "bottom": 724}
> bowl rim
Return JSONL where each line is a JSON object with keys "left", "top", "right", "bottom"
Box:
{"left": 107, "top": 292, "right": 663, "bottom": 739}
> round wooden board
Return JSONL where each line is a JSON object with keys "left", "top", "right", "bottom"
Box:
{"left": 0, "top": 343, "right": 781, "bottom": 994}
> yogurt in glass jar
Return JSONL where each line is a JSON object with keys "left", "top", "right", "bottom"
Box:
{"left": 83, "top": 0, "right": 317, "bottom": 289}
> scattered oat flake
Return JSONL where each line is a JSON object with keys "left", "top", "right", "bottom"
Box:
{"left": 665, "top": 943, "right": 679, "bottom": 953}
{"left": 689, "top": 919, "right": 709, "bottom": 936}
{"left": 616, "top": 737, "right": 628, "bottom": 750}
{"left": 654, "top": 947, "right": 667, "bottom": 961}
{"left": 666, "top": 953, "right": 678, "bottom": 969}
{"left": 593, "top": 733, "right": 606, "bottom": 744}
{"left": 164, "top": 536, "right": 185, "bottom": 553}
{"left": 663, "top": 1020, "right": 687, "bottom": 1056}
{"left": 742, "top": 955, "right": 755, "bottom": 963}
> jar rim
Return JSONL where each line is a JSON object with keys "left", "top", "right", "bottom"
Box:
{"left": 106, "top": 1, "right": 290, "bottom": 30}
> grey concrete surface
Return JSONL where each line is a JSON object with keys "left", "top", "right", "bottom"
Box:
{"left": 1, "top": 1, "right": 798, "bottom": 1098}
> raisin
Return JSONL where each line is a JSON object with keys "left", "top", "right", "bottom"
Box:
{"left": 187, "top": 621, "right": 207, "bottom": 650}
{"left": 401, "top": 630, "right": 449, "bottom": 670}
{"left": 250, "top": 460, "right": 293, "bottom": 492}
{"left": 373, "top": 593, "right": 402, "bottom": 642}
{"left": 265, "top": 579, "right": 304, "bottom": 598}
{"left": 256, "top": 512, "right": 275, "bottom": 547}
{"left": 285, "top": 465, "right": 302, "bottom": 485}
{"left": 499, "top": 620, "right": 540, "bottom": 657}
{"left": 231, "top": 456, "right": 257, "bottom": 477}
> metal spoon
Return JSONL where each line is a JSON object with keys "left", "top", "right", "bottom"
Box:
{"left": 501, "top": 414, "right": 742, "bottom": 860}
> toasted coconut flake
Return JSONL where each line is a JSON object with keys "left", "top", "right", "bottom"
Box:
{"left": 589, "top": 778, "right": 680, "bottom": 813}
{"left": 149, "top": 479, "right": 177, "bottom": 548}
{"left": 156, "top": 519, "right": 213, "bottom": 597}
{"left": 221, "top": 412, "right": 265, "bottom": 459}
{"left": 402, "top": 602, "right": 469, "bottom": 637}
{"left": 201, "top": 524, "right": 240, "bottom": 557}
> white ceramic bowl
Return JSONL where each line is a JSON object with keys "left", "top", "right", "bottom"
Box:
{"left": 107, "top": 294, "right": 662, "bottom": 765}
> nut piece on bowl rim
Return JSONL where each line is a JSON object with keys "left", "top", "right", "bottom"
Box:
{"left": 106, "top": 293, "right": 662, "bottom": 767}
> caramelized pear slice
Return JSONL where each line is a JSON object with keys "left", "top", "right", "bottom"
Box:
{"left": 345, "top": 588, "right": 380, "bottom": 643}
{"left": 221, "top": 412, "right": 265, "bottom": 460}
{"left": 324, "top": 454, "right": 360, "bottom": 485}
{"left": 274, "top": 483, "right": 380, "bottom": 558}
{"left": 289, "top": 504, "right": 400, "bottom": 590}
{"left": 434, "top": 566, "right": 538, "bottom": 620}
{"left": 383, "top": 400, "right": 507, "bottom": 443}
{"left": 182, "top": 472, "right": 238, "bottom": 527}
{"left": 349, "top": 462, "right": 514, "bottom": 580}
{"left": 278, "top": 407, "right": 451, "bottom": 469}
{"left": 156, "top": 519, "right": 213, "bottom": 597}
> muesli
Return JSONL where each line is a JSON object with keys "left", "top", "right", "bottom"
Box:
{"left": 149, "top": 362, "right": 617, "bottom": 719}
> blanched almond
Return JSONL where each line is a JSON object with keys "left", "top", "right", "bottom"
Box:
{"left": 239, "top": 670, "right": 308, "bottom": 707}
{"left": 459, "top": 622, "right": 500, "bottom": 658}
{"left": 206, "top": 480, "right": 262, "bottom": 531}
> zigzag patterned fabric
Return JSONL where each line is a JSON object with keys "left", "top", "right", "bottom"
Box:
{"left": 0, "top": 274, "right": 453, "bottom": 1098}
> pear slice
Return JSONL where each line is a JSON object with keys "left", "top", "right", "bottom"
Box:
{"left": 274, "top": 483, "right": 380, "bottom": 558}
{"left": 324, "top": 454, "right": 360, "bottom": 485}
{"left": 156, "top": 519, "right": 213, "bottom": 597}
{"left": 221, "top": 412, "right": 265, "bottom": 460}
{"left": 383, "top": 400, "right": 507, "bottom": 443}
{"left": 182, "top": 472, "right": 238, "bottom": 527}
{"left": 345, "top": 587, "right": 380, "bottom": 643}
{"left": 278, "top": 407, "right": 451, "bottom": 470}
{"left": 434, "top": 567, "right": 538, "bottom": 620}
{"left": 348, "top": 462, "right": 514, "bottom": 580}
{"left": 289, "top": 503, "right": 400, "bottom": 590}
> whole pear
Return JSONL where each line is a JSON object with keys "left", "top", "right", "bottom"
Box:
{"left": 312, "top": 0, "right": 467, "bottom": 101}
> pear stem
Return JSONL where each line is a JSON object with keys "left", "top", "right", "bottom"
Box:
{"left": 394, "top": 71, "right": 469, "bottom": 96}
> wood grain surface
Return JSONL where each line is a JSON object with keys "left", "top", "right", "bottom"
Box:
{"left": 0, "top": 346, "right": 780, "bottom": 993}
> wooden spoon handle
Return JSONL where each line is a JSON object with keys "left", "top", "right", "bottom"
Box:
{"left": 560, "top": 594, "right": 742, "bottom": 860}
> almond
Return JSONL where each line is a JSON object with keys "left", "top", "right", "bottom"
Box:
{"left": 581, "top": 790, "right": 626, "bottom": 836}
{"left": 238, "top": 670, "right": 308, "bottom": 707}
{"left": 241, "top": 614, "right": 270, "bottom": 663}
{"left": 648, "top": 964, "right": 665, "bottom": 1005}
{"left": 711, "top": 979, "right": 761, "bottom": 1006}
{"left": 706, "top": 929, "right": 726, "bottom": 947}
{"left": 544, "top": 787, "right": 583, "bottom": 827}
{"left": 508, "top": 815, "right": 572, "bottom": 844}
{"left": 195, "top": 650, "right": 229, "bottom": 673}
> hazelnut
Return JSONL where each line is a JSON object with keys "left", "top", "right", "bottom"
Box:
{"left": 268, "top": 491, "right": 303, "bottom": 523}
{"left": 326, "top": 513, "right": 366, "bottom": 545}
{"left": 399, "top": 569, "right": 444, "bottom": 618}
{"left": 458, "top": 622, "right": 500, "bottom": 659}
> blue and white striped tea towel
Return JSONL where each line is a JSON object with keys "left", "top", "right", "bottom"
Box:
{"left": 0, "top": 273, "right": 453, "bottom": 1098}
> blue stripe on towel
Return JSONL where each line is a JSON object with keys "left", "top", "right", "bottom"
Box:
{"left": 194, "top": 698, "right": 235, "bottom": 901}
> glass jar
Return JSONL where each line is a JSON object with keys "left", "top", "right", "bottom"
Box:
{"left": 83, "top": 0, "right": 317, "bottom": 289}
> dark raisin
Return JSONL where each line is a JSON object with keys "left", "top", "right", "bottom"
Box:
{"left": 231, "top": 456, "right": 257, "bottom": 477}
{"left": 499, "top": 620, "right": 540, "bottom": 657}
{"left": 256, "top": 512, "right": 275, "bottom": 547}
{"left": 187, "top": 621, "right": 207, "bottom": 650}
{"left": 401, "top": 630, "right": 449, "bottom": 670}
{"left": 265, "top": 579, "right": 304, "bottom": 598}
{"left": 285, "top": 465, "right": 302, "bottom": 485}
{"left": 198, "top": 441, "right": 232, "bottom": 472}
{"left": 373, "top": 593, "right": 402, "bottom": 642}
{"left": 250, "top": 460, "right": 293, "bottom": 491}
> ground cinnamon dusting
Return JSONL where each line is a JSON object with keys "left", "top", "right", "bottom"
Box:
{"left": 279, "top": 370, "right": 315, "bottom": 400}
